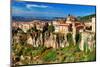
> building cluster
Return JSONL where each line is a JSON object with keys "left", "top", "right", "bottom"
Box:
{"left": 12, "top": 15, "right": 96, "bottom": 52}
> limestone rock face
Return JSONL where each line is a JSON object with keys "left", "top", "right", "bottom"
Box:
{"left": 20, "top": 55, "right": 25, "bottom": 61}
{"left": 27, "top": 36, "right": 33, "bottom": 45}
{"left": 87, "top": 34, "right": 95, "bottom": 51}
{"left": 13, "top": 35, "right": 20, "bottom": 44}
{"left": 79, "top": 32, "right": 95, "bottom": 52}
{"left": 79, "top": 32, "right": 88, "bottom": 51}
{"left": 92, "top": 17, "right": 95, "bottom": 32}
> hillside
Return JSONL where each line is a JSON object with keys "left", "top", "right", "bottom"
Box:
{"left": 77, "top": 14, "right": 96, "bottom": 22}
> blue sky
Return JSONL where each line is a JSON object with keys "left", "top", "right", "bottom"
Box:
{"left": 12, "top": 0, "right": 96, "bottom": 18}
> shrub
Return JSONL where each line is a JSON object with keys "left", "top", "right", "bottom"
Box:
{"left": 31, "top": 46, "right": 46, "bottom": 56}
{"left": 48, "top": 24, "right": 55, "bottom": 33}
{"left": 43, "top": 49, "right": 57, "bottom": 62}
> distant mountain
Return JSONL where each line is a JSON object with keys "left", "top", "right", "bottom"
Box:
{"left": 12, "top": 16, "right": 66, "bottom": 22}
{"left": 12, "top": 16, "right": 34, "bottom": 22}
{"left": 77, "top": 14, "right": 96, "bottom": 22}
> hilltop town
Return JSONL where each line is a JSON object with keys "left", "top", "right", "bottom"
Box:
{"left": 12, "top": 14, "right": 95, "bottom": 49}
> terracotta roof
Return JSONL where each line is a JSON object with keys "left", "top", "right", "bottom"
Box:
{"left": 76, "top": 25, "right": 84, "bottom": 30}
{"left": 56, "top": 23, "right": 69, "bottom": 26}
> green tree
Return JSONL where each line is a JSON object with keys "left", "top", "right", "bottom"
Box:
{"left": 48, "top": 24, "right": 55, "bottom": 33}
{"left": 75, "top": 32, "right": 81, "bottom": 44}
{"left": 67, "top": 33, "right": 74, "bottom": 46}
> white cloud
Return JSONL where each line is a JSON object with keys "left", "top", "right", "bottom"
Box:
{"left": 26, "top": 4, "right": 49, "bottom": 9}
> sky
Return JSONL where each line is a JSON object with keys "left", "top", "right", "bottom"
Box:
{"left": 12, "top": 0, "right": 96, "bottom": 18}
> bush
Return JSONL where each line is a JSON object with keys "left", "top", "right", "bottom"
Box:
{"left": 31, "top": 46, "right": 46, "bottom": 56}
{"left": 43, "top": 49, "right": 57, "bottom": 62}
{"left": 48, "top": 24, "right": 55, "bottom": 33}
